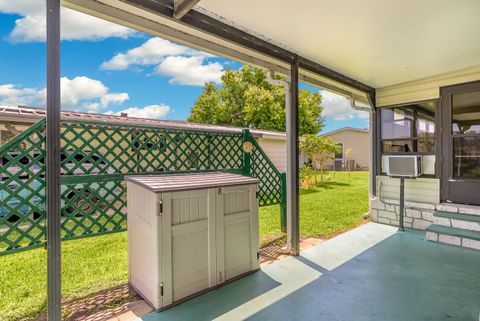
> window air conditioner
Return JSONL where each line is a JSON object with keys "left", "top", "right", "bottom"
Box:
{"left": 386, "top": 155, "right": 422, "bottom": 178}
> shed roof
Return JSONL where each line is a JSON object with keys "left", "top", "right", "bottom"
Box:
{"left": 125, "top": 172, "right": 259, "bottom": 192}
{"left": 0, "top": 105, "right": 286, "bottom": 138}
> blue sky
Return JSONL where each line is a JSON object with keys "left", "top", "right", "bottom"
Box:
{"left": 0, "top": 1, "right": 368, "bottom": 134}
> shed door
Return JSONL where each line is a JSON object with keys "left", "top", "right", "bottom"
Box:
{"left": 161, "top": 188, "right": 217, "bottom": 306}
{"left": 440, "top": 81, "right": 480, "bottom": 205}
{"left": 216, "top": 185, "right": 259, "bottom": 283}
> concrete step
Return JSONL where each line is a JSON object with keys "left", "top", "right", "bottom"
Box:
{"left": 433, "top": 211, "right": 480, "bottom": 232}
{"left": 436, "top": 203, "right": 480, "bottom": 216}
{"left": 426, "top": 224, "right": 480, "bottom": 251}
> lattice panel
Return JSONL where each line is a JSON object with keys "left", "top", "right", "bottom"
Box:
{"left": 1, "top": 119, "right": 285, "bottom": 255}
{"left": 61, "top": 181, "right": 127, "bottom": 238}
{"left": 247, "top": 133, "right": 283, "bottom": 207}
{"left": 60, "top": 123, "right": 137, "bottom": 175}
{"left": 0, "top": 121, "right": 46, "bottom": 253}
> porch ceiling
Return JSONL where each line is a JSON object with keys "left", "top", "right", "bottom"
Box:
{"left": 198, "top": 0, "right": 480, "bottom": 89}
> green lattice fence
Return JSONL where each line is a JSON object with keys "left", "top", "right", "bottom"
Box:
{"left": 244, "top": 131, "right": 284, "bottom": 206}
{"left": 0, "top": 119, "right": 285, "bottom": 255}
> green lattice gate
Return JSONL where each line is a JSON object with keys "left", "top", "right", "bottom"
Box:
{"left": 0, "top": 119, "right": 285, "bottom": 255}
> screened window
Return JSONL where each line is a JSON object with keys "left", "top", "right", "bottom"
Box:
{"left": 380, "top": 102, "right": 436, "bottom": 154}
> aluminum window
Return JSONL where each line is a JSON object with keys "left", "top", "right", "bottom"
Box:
{"left": 380, "top": 102, "right": 437, "bottom": 154}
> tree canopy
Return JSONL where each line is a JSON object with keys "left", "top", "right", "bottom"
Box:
{"left": 188, "top": 66, "right": 325, "bottom": 135}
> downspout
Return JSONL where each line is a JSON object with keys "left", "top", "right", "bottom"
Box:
{"left": 348, "top": 96, "right": 378, "bottom": 203}
{"left": 348, "top": 97, "right": 371, "bottom": 113}
{"left": 266, "top": 70, "right": 292, "bottom": 253}
{"left": 266, "top": 70, "right": 290, "bottom": 109}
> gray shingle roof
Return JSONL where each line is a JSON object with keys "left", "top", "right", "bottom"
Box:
{"left": 0, "top": 105, "right": 287, "bottom": 138}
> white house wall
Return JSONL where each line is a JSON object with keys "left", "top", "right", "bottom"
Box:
{"left": 371, "top": 67, "right": 480, "bottom": 232}
{"left": 257, "top": 138, "right": 304, "bottom": 173}
{"left": 257, "top": 138, "right": 286, "bottom": 172}
{"left": 376, "top": 176, "right": 440, "bottom": 204}
{"left": 323, "top": 130, "right": 369, "bottom": 170}
{"left": 376, "top": 65, "right": 480, "bottom": 107}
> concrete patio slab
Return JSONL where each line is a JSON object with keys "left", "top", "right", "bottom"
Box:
{"left": 135, "top": 222, "right": 480, "bottom": 321}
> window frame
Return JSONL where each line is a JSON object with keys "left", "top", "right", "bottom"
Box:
{"left": 377, "top": 99, "right": 440, "bottom": 177}
{"left": 379, "top": 103, "right": 437, "bottom": 156}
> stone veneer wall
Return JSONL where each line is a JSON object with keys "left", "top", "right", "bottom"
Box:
{"left": 369, "top": 197, "right": 435, "bottom": 230}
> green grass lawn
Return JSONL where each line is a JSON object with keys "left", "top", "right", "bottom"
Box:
{"left": 259, "top": 171, "right": 369, "bottom": 244}
{"left": 0, "top": 171, "right": 368, "bottom": 321}
{"left": 0, "top": 233, "right": 128, "bottom": 321}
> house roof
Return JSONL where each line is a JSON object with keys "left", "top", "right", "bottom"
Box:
{"left": 319, "top": 127, "right": 369, "bottom": 137}
{"left": 0, "top": 105, "right": 287, "bottom": 139}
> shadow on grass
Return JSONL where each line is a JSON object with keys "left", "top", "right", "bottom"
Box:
{"left": 300, "top": 181, "right": 351, "bottom": 194}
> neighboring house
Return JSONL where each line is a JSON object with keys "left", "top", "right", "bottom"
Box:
{"left": 0, "top": 106, "right": 304, "bottom": 173}
{"left": 319, "top": 127, "right": 369, "bottom": 171}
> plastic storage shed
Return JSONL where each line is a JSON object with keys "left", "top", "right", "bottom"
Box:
{"left": 126, "top": 172, "right": 260, "bottom": 310}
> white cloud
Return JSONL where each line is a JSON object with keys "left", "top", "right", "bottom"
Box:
{"left": 0, "top": 0, "right": 134, "bottom": 42}
{"left": 84, "top": 92, "right": 130, "bottom": 111}
{"left": 0, "top": 84, "right": 42, "bottom": 105}
{"left": 101, "top": 38, "right": 206, "bottom": 70}
{"left": 105, "top": 105, "right": 171, "bottom": 119}
{"left": 59, "top": 77, "right": 108, "bottom": 106}
{"left": 101, "top": 93, "right": 129, "bottom": 107}
{"left": 0, "top": 77, "right": 129, "bottom": 111}
{"left": 155, "top": 56, "right": 224, "bottom": 86}
{"left": 321, "top": 91, "right": 369, "bottom": 121}
{"left": 101, "top": 37, "right": 223, "bottom": 86}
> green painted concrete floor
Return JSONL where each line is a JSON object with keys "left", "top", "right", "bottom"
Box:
{"left": 136, "top": 223, "right": 480, "bottom": 321}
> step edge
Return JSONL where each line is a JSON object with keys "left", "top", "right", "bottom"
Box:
{"left": 426, "top": 224, "right": 480, "bottom": 241}
{"left": 434, "top": 211, "right": 480, "bottom": 223}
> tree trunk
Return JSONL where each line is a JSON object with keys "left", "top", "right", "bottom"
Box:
{"left": 320, "top": 160, "right": 324, "bottom": 183}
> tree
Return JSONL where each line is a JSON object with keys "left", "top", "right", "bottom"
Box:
{"left": 189, "top": 66, "right": 324, "bottom": 135}
{"left": 344, "top": 147, "right": 353, "bottom": 176}
{"left": 300, "top": 135, "right": 342, "bottom": 183}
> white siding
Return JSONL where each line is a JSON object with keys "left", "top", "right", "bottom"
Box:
{"left": 258, "top": 138, "right": 286, "bottom": 172}
{"left": 323, "top": 130, "right": 369, "bottom": 170}
{"left": 377, "top": 65, "right": 480, "bottom": 107}
{"left": 377, "top": 176, "right": 440, "bottom": 204}
{"left": 257, "top": 138, "right": 304, "bottom": 172}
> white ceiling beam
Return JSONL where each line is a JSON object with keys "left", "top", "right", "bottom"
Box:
{"left": 174, "top": 0, "right": 200, "bottom": 19}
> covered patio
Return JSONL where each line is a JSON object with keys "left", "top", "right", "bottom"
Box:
{"left": 135, "top": 222, "right": 480, "bottom": 321}
{"left": 35, "top": 0, "right": 480, "bottom": 320}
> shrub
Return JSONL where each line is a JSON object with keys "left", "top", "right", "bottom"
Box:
{"left": 300, "top": 165, "right": 315, "bottom": 188}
